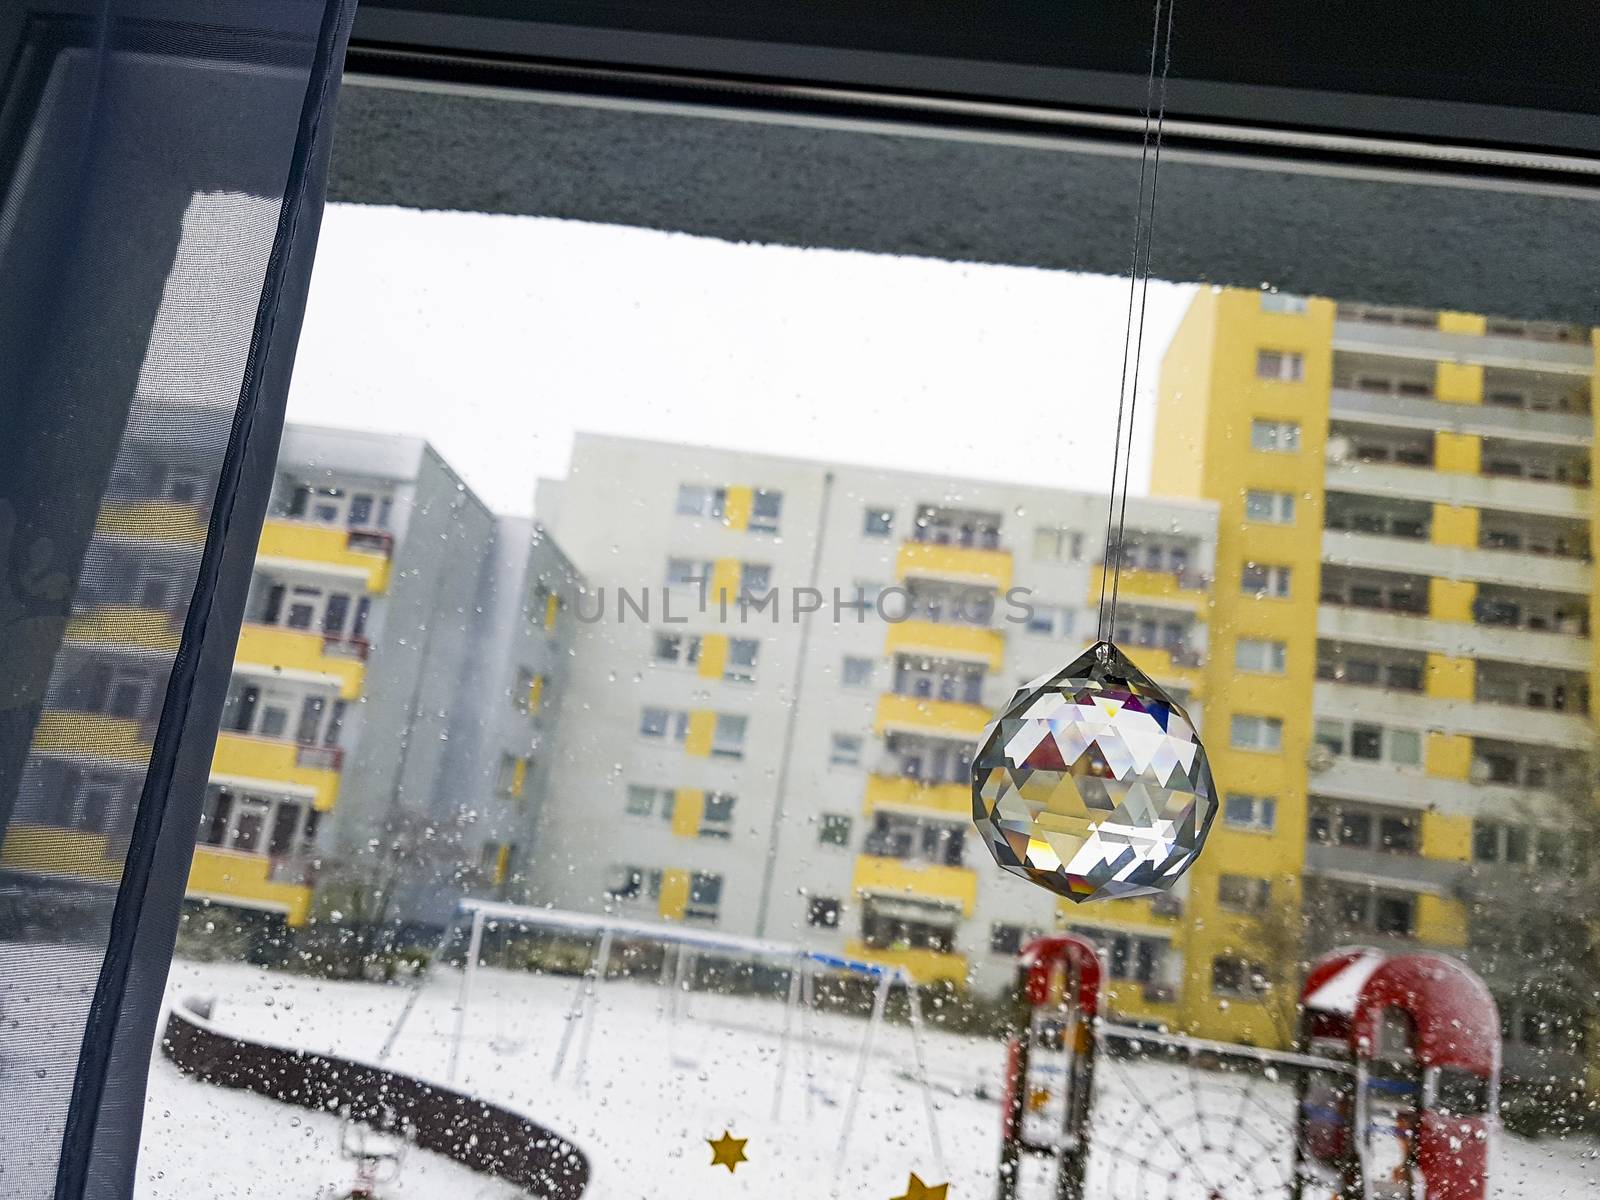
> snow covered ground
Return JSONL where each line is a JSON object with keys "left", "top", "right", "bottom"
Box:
{"left": 134, "top": 957, "right": 1600, "bottom": 1199}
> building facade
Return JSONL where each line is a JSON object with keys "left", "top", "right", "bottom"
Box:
{"left": 533, "top": 434, "right": 1219, "bottom": 991}
{"left": 186, "top": 426, "right": 581, "bottom": 932}
{"left": 1152, "top": 287, "right": 1600, "bottom": 1078}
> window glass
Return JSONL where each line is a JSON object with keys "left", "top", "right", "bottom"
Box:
{"left": 113, "top": 87, "right": 1600, "bottom": 1196}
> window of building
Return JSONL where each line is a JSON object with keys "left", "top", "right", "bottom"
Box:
{"left": 1313, "top": 720, "right": 1420, "bottom": 767}
{"left": 1024, "top": 604, "right": 1074, "bottom": 639}
{"left": 807, "top": 897, "right": 842, "bottom": 928}
{"left": 863, "top": 507, "right": 894, "bottom": 537}
{"left": 1212, "top": 956, "right": 1271, "bottom": 999}
{"left": 1250, "top": 418, "right": 1301, "bottom": 452}
{"left": 1473, "top": 819, "right": 1534, "bottom": 866}
{"left": 1311, "top": 801, "right": 1420, "bottom": 854}
{"left": 1241, "top": 562, "right": 1291, "bottom": 598}
{"left": 750, "top": 488, "right": 783, "bottom": 533}
{"left": 676, "top": 484, "right": 727, "bottom": 519}
{"left": 1374, "top": 894, "right": 1415, "bottom": 935}
{"left": 818, "top": 813, "right": 853, "bottom": 847}
{"left": 1256, "top": 349, "right": 1305, "bottom": 382}
{"left": 639, "top": 706, "right": 689, "bottom": 741}
{"left": 700, "top": 791, "right": 737, "bottom": 839}
{"left": 989, "top": 924, "right": 1042, "bottom": 956}
{"left": 1244, "top": 489, "right": 1296, "bottom": 525}
{"left": 624, "top": 785, "right": 661, "bottom": 817}
{"left": 686, "top": 872, "right": 723, "bottom": 922}
{"left": 653, "top": 632, "right": 701, "bottom": 667}
{"left": 740, "top": 562, "right": 772, "bottom": 596}
{"left": 1259, "top": 292, "right": 1309, "bottom": 314}
{"left": 1234, "top": 638, "right": 1287, "bottom": 674}
{"left": 711, "top": 714, "right": 747, "bottom": 759}
{"left": 841, "top": 656, "right": 875, "bottom": 688}
{"left": 1319, "top": 883, "right": 1416, "bottom": 936}
{"left": 665, "top": 557, "right": 713, "bottom": 586}
{"left": 1069, "top": 927, "right": 1168, "bottom": 985}
{"left": 726, "top": 638, "right": 760, "bottom": 683}
{"left": 1231, "top": 714, "right": 1283, "bottom": 752}
{"left": 1032, "top": 526, "right": 1084, "bottom": 562}
{"left": 830, "top": 733, "right": 863, "bottom": 768}
{"left": 1224, "top": 793, "right": 1277, "bottom": 832}
{"left": 605, "top": 863, "right": 646, "bottom": 900}
{"left": 1217, "top": 875, "right": 1272, "bottom": 913}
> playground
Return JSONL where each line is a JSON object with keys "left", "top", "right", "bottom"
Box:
{"left": 132, "top": 914, "right": 1600, "bottom": 1199}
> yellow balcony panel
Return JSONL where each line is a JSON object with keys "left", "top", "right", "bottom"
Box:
{"left": 0, "top": 824, "right": 121, "bottom": 883}
{"left": 235, "top": 623, "right": 367, "bottom": 699}
{"left": 187, "top": 847, "right": 312, "bottom": 926}
{"left": 1084, "top": 566, "right": 1208, "bottom": 613}
{"left": 843, "top": 939, "right": 969, "bottom": 986}
{"left": 874, "top": 693, "right": 988, "bottom": 739}
{"left": 863, "top": 774, "right": 970, "bottom": 818}
{"left": 31, "top": 712, "right": 151, "bottom": 762}
{"left": 211, "top": 733, "right": 342, "bottom": 811}
{"left": 64, "top": 605, "right": 181, "bottom": 653}
{"left": 96, "top": 500, "right": 208, "bottom": 545}
{"left": 853, "top": 854, "right": 978, "bottom": 917}
{"left": 896, "top": 542, "right": 1013, "bottom": 590}
{"left": 884, "top": 619, "right": 1005, "bottom": 670}
{"left": 256, "top": 520, "right": 393, "bottom": 592}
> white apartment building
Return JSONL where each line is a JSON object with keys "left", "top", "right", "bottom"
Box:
{"left": 534, "top": 434, "right": 1218, "bottom": 991}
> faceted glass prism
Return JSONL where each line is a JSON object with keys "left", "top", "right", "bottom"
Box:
{"left": 972, "top": 640, "right": 1216, "bottom": 903}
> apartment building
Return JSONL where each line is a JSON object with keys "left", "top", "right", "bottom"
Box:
{"left": 533, "top": 434, "right": 1218, "bottom": 991}
{"left": 1153, "top": 288, "right": 1600, "bottom": 1081}
{"left": 187, "top": 426, "right": 581, "bottom": 931}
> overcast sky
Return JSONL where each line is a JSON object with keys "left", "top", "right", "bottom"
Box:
{"left": 288, "top": 204, "right": 1197, "bottom": 518}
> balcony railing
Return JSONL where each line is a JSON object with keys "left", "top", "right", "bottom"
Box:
{"left": 295, "top": 744, "right": 343, "bottom": 770}
{"left": 346, "top": 528, "right": 395, "bottom": 557}
{"left": 321, "top": 634, "right": 371, "bottom": 661}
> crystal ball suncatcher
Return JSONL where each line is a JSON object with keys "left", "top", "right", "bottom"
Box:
{"left": 972, "top": 640, "right": 1217, "bottom": 903}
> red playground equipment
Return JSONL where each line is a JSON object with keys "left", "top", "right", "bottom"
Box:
{"left": 996, "top": 937, "right": 1499, "bottom": 1200}
{"left": 1296, "top": 949, "right": 1499, "bottom": 1200}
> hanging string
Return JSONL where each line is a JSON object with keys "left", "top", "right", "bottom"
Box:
{"left": 1096, "top": 0, "right": 1177, "bottom": 646}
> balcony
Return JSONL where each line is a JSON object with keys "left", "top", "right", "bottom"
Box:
{"left": 187, "top": 846, "right": 314, "bottom": 926}
{"left": 896, "top": 542, "right": 1012, "bottom": 590}
{"left": 842, "top": 939, "right": 969, "bottom": 986}
{"left": 1313, "top": 681, "right": 1592, "bottom": 752}
{"left": 1321, "top": 530, "right": 1591, "bottom": 593}
{"left": 1329, "top": 386, "right": 1593, "bottom": 448}
{"left": 884, "top": 618, "right": 1004, "bottom": 670}
{"left": 0, "top": 823, "right": 121, "bottom": 883}
{"left": 1324, "top": 459, "right": 1588, "bottom": 521}
{"left": 874, "top": 692, "right": 988, "bottom": 739}
{"left": 863, "top": 774, "right": 970, "bottom": 818}
{"left": 1083, "top": 565, "right": 1208, "bottom": 613}
{"left": 63, "top": 605, "right": 182, "bottom": 654}
{"left": 30, "top": 712, "right": 153, "bottom": 763}
{"left": 95, "top": 500, "right": 209, "bottom": 545}
{"left": 1316, "top": 604, "right": 1590, "bottom": 673}
{"left": 1302, "top": 841, "right": 1465, "bottom": 891}
{"left": 234, "top": 623, "right": 368, "bottom": 699}
{"left": 255, "top": 519, "right": 393, "bottom": 592}
{"left": 210, "top": 732, "right": 342, "bottom": 811}
{"left": 1308, "top": 756, "right": 1555, "bottom": 818}
{"left": 1331, "top": 319, "right": 1594, "bottom": 375}
{"left": 852, "top": 854, "right": 978, "bottom": 917}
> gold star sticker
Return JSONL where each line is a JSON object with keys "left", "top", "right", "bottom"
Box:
{"left": 706, "top": 1130, "right": 748, "bottom": 1173}
{"left": 892, "top": 1172, "right": 949, "bottom": 1200}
